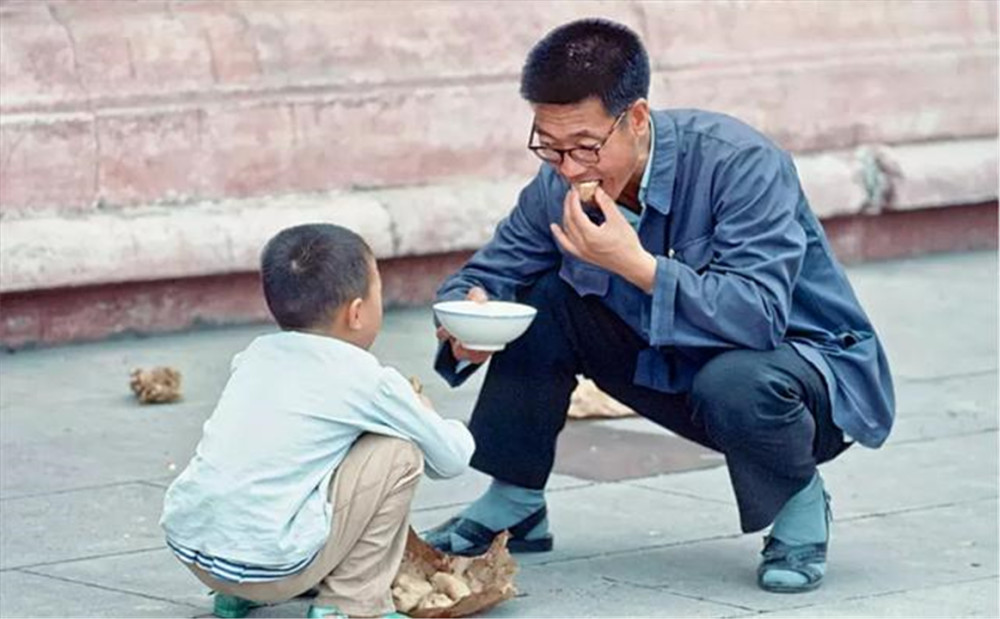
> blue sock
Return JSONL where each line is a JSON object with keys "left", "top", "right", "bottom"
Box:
{"left": 450, "top": 479, "right": 547, "bottom": 552}
{"left": 761, "top": 472, "right": 829, "bottom": 588}
{"left": 771, "top": 472, "right": 828, "bottom": 545}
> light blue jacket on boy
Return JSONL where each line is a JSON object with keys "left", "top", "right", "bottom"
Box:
{"left": 162, "top": 331, "right": 474, "bottom": 575}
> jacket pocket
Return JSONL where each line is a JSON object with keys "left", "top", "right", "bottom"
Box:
{"left": 559, "top": 257, "right": 610, "bottom": 297}
{"left": 837, "top": 329, "right": 869, "bottom": 349}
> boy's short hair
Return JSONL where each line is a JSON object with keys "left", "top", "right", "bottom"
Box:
{"left": 260, "top": 223, "right": 373, "bottom": 331}
{"left": 520, "top": 18, "right": 650, "bottom": 116}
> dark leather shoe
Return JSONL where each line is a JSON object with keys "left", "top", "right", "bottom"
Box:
{"left": 421, "top": 505, "right": 553, "bottom": 556}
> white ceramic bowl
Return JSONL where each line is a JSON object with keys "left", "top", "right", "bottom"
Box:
{"left": 433, "top": 300, "right": 538, "bottom": 352}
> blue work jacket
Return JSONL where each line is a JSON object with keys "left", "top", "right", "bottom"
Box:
{"left": 435, "top": 109, "right": 894, "bottom": 448}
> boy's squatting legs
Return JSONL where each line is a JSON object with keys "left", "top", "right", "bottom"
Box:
{"left": 186, "top": 434, "right": 423, "bottom": 616}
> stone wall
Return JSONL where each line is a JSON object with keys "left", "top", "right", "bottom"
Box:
{"left": 0, "top": 0, "right": 997, "bottom": 347}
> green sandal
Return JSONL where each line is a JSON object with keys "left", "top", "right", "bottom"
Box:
{"left": 213, "top": 593, "right": 264, "bottom": 618}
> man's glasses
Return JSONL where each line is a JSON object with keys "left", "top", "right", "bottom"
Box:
{"left": 527, "top": 107, "right": 629, "bottom": 166}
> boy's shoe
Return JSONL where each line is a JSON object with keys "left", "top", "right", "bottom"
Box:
{"left": 757, "top": 491, "right": 832, "bottom": 593}
{"left": 422, "top": 505, "right": 553, "bottom": 556}
{"left": 306, "top": 605, "right": 405, "bottom": 618}
{"left": 213, "top": 593, "right": 264, "bottom": 618}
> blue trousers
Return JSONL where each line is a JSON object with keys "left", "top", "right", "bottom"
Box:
{"left": 466, "top": 271, "right": 850, "bottom": 533}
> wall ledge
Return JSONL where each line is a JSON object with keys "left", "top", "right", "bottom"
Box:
{"left": 2, "top": 138, "right": 996, "bottom": 294}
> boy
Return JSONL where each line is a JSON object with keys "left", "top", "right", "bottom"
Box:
{"left": 161, "top": 223, "right": 475, "bottom": 618}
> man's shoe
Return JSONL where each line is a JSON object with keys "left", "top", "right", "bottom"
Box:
{"left": 757, "top": 491, "right": 832, "bottom": 593}
{"left": 213, "top": 593, "right": 264, "bottom": 618}
{"left": 757, "top": 536, "right": 827, "bottom": 593}
{"left": 422, "top": 505, "right": 553, "bottom": 556}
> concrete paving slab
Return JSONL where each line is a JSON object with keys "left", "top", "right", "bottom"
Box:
{"left": 626, "top": 465, "right": 738, "bottom": 506}
{"left": 0, "top": 311, "right": 481, "bottom": 500}
{"left": 888, "top": 372, "right": 999, "bottom": 444}
{"left": 820, "top": 430, "right": 998, "bottom": 519}
{"left": 593, "top": 369, "right": 998, "bottom": 448}
{"left": 630, "top": 425, "right": 1000, "bottom": 518}
{"left": 487, "top": 563, "right": 750, "bottom": 618}
{"left": 411, "top": 481, "right": 743, "bottom": 569}
{"left": 849, "top": 252, "right": 997, "bottom": 381}
{"left": 28, "top": 547, "right": 333, "bottom": 619}
{"left": 0, "top": 570, "right": 197, "bottom": 618}
{"left": 249, "top": 599, "right": 311, "bottom": 618}
{"left": 0, "top": 250, "right": 996, "bottom": 618}
{"left": 746, "top": 576, "right": 999, "bottom": 618}
{"left": 1, "top": 400, "right": 209, "bottom": 499}
{"left": 0, "top": 325, "right": 263, "bottom": 411}
{"left": 0, "top": 483, "right": 165, "bottom": 569}
{"left": 569, "top": 497, "right": 998, "bottom": 614}
{"left": 29, "top": 548, "right": 211, "bottom": 610}
{"left": 594, "top": 415, "right": 675, "bottom": 435}
{"left": 553, "top": 422, "right": 724, "bottom": 481}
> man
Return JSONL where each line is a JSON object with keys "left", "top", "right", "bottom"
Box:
{"left": 424, "top": 18, "right": 894, "bottom": 593}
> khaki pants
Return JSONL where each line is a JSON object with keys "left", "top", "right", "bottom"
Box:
{"left": 184, "top": 434, "right": 424, "bottom": 616}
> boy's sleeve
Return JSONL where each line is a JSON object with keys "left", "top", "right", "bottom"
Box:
{"left": 367, "top": 368, "right": 475, "bottom": 479}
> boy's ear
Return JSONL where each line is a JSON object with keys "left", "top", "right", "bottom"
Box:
{"left": 346, "top": 297, "right": 364, "bottom": 331}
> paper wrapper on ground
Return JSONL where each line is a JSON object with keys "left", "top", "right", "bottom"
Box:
{"left": 129, "top": 367, "right": 182, "bottom": 404}
{"left": 392, "top": 528, "right": 517, "bottom": 617}
{"left": 567, "top": 375, "right": 636, "bottom": 419}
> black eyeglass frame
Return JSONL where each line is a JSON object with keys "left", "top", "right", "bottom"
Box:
{"left": 527, "top": 106, "right": 631, "bottom": 166}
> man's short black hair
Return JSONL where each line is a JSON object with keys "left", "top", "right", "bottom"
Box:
{"left": 520, "top": 18, "right": 650, "bottom": 116}
{"left": 260, "top": 223, "right": 373, "bottom": 331}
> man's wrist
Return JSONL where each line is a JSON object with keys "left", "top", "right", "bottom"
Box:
{"left": 622, "top": 250, "right": 658, "bottom": 294}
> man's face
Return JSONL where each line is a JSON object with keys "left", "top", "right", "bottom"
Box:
{"left": 530, "top": 96, "right": 650, "bottom": 202}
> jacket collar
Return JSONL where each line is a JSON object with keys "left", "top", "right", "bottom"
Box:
{"left": 643, "top": 109, "right": 677, "bottom": 216}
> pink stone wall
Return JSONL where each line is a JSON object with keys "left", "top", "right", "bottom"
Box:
{"left": 0, "top": 0, "right": 996, "bottom": 347}
{"left": 2, "top": 0, "right": 995, "bottom": 215}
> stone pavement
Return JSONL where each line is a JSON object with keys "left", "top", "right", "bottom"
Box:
{"left": 1, "top": 250, "right": 997, "bottom": 618}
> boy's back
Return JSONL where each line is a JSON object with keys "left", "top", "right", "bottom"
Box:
{"left": 161, "top": 223, "right": 474, "bottom": 617}
{"left": 163, "top": 330, "right": 473, "bottom": 568}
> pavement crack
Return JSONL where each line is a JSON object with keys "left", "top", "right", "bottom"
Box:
{"left": 519, "top": 495, "right": 996, "bottom": 570}
{"left": 624, "top": 482, "right": 734, "bottom": 505}
{"left": 600, "top": 575, "right": 759, "bottom": 612}
{"left": 837, "top": 495, "right": 997, "bottom": 523}
{"left": 4, "top": 545, "right": 166, "bottom": 572}
{"left": 524, "top": 531, "right": 744, "bottom": 568}
{"left": 136, "top": 479, "right": 172, "bottom": 490}
{"left": 897, "top": 367, "right": 998, "bottom": 384}
{"left": 0, "top": 480, "right": 162, "bottom": 503}
{"left": 16, "top": 567, "right": 204, "bottom": 610}
{"left": 741, "top": 573, "right": 1000, "bottom": 617}
{"left": 885, "top": 426, "right": 998, "bottom": 448}
{"left": 839, "top": 573, "right": 1000, "bottom": 603}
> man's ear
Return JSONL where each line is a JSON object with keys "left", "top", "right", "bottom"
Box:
{"left": 347, "top": 297, "right": 364, "bottom": 331}
{"left": 629, "top": 98, "right": 650, "bottom": 135}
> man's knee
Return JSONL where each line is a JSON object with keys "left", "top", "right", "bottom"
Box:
{"left": 690, "top": 350, "right": 787, "bottom": 440}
